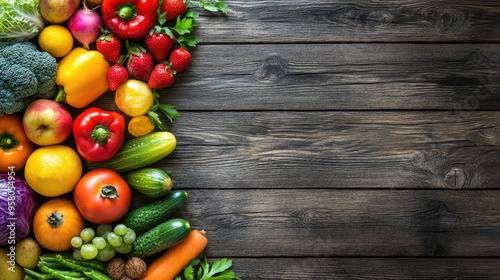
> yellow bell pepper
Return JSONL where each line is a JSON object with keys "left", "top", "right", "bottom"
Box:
{"left": 55, "top": 47, "right": 110, "bottom": 108}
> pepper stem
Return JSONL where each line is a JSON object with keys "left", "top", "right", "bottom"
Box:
{"left": 0, "top": 132, "right": 18, "bottom": 152}
{"left": 54, "top": 87, "right": 67, "bottom": 103}
{"left": 117, "top": 4, "right": 137, "bottom": 21}
{"left": 91, "top": 125, "right": 111, "bottom": 145}
{"left": 100, "top": 185, "right": 120, "bottom": 199}
{"left": 46, "top": 211, "right": 64, "bottom": 228}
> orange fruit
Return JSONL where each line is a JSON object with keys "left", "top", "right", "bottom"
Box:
{"left": 24, "top": 145, "right": 82, "bottom": 197}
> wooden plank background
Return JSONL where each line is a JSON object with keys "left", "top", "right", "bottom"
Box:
{"left": 96, "top": 0, "right": 500, "bottom": 278}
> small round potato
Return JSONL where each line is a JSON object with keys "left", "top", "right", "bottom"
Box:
{"left": 0, "top": 247, "right": 24, "bottom": 280}
{"left": 15, "top": 237, "right": 43, "bottom": 269}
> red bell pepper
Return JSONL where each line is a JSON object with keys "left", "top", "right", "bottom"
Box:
{"left": 101, "top": 0, "right": 159, "bottom": 39}
{"left": 73, "top": 107, "right": 126, "bottom": 162}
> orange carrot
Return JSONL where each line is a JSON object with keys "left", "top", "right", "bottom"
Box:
{"left": 139, "top": 229, "right": 208, "bottom": 280}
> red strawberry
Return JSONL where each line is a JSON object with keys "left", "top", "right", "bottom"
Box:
{"left": 148, "top": 62, "right": 177, "bottom": 89}
{"left": 126, "top": 43, "right": 154, "bottom": 81}
{"left": 161, "top": 0, "right": 188, "bottom": 21}
{"left": 169, "top": 47, "right": 192, "bottom": 72}
{"left": 96, "top": 29, "right": 121, "bottom": 64}
{"left": 145, "top": 31, "right": 175, "bottom": 62}
{"left": 107, "top": 64, "right": 129, "bottom": 91}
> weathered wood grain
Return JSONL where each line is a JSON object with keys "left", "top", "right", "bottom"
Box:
{"left": 229, "top": 257, "right": 500, "bottom": 279}
{"left": 53, "top": 1, "right": 500, "bottom": 277}
{"left": 118, "top": 43, "right": 500, "bottom": 111}
{"left": 192, "top": 0, "right": 500, "bottom": 43}
{"left": 166, "top": 189, "right": 500, "bottom": 258}
{"left": 143, "top": 111, "right": 500, "bottom": 190}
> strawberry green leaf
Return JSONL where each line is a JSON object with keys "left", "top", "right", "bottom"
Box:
{"left": 160, "top": 26, "right": 175, "bottom": 38}
{"left": 158, "top": 12, "right": 168, "bottom": 26}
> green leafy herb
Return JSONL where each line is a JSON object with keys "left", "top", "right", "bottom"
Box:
{"left": 177, "top": 33, "right": 200, "bottom": 47}
{"left": 185, "top": 9, "right": 200, "bottom": 19}
{"left": 175, "top": 255, "right": 240, "bottom": 280}
{"left": 171, "top": 16, "right": 197, "bottom": 35}
{"left": 147, "top": 110, "right": 167, "bottom": 131}
{"left": 193, "top": 0, "right": 228, "bottom": 14}
{"left": 148, "top": 91, "right": 180, "bottom": 131}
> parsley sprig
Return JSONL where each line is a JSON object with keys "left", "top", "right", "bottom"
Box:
{"left": 148, "top": 90, "right": 180, "bottom": 131}
{"left": 194, "top": 0, "right": 228, "bottom": 14}
{"left": 175, "top": 255, "right": 241, "bottom": 280}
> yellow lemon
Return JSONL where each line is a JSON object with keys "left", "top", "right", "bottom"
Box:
{"left": 24, "top": 145, "right": 82, "bottom": 197}
{"left": 38, "top": 25, "right": 74, "bottom": 58}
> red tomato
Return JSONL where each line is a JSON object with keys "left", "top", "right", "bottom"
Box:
{"left": 74, "top": 168, "right": 132, "bottom": 224}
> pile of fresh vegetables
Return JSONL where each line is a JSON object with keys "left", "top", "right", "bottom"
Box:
{"left": 0, "top": 0, "right": 240, "bottom": 279}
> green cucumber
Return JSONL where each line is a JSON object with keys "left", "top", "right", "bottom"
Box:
{"left": 86, "top": 132, "right": 176, "bottom": 173}
{"left": 127, "top": 218, "right": 191, "bottom": 258}
{"left": 123, "top": 168, "right": 175, "bottom": 198}
{"left": 119, "top": 190, "right": 188, "bottom": 235}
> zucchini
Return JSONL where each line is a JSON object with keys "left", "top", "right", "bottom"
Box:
{"left": 127, "top": 218, "right": 191, "bottom": 258}
{"left": 119, "top": 190, "right": 188, "bottom": 235}
{"left": 86, "top": 132, "right": 176, "bottom": 173}
{"left": 123, "top": 168, "right": 175, "bottom": 198}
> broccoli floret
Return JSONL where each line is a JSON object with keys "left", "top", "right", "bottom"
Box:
{"left": 0, "top": 57, "right": 38, "bottom": 115}
{"left": 0, "top": 57, "right": 38, "bottom": 95}
{"left": 0, "top": 42, "right": 57, "bottom": 115}
{"left": 0, "top": 78, "right": 34, "bottom": 115}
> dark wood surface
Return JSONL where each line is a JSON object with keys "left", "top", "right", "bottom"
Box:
{"left": 112, "top": 0, "right": 500, "bottom": 278}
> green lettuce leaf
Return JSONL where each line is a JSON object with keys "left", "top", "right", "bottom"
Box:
{"left": 0, "top": 0, "right": 44, "bottom": 43}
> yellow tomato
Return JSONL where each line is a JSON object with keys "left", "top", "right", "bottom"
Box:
{"left": 115, "top": 80, "right": 154, "bottom": 117}
{"left": 128, "top": 115, "right": 155, "bottom": 137}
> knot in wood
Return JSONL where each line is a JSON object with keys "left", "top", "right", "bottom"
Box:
{"left": 254, "top": 55, "right": 288, "bottom": 84}
{"left": 325, "top": 5, "right": 396, "bottom": 28}
{"left": 430, "top": 7, "right": 468, "bottom": 33}
{"left": 358, "top": 10, "right": 396, "bottom": 28}
{"left": 443, "top": 168, "right": 467, "bottom": 189}
{"left": 429, "top": 243, "right": 447, "bottom": 257}
{"left": 291, "top": 209, "right": 319, "bottom": 225}
{"left": 463, "top": 49, "right": 496, "bottom": 69}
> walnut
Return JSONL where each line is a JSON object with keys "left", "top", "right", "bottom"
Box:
{"left": 125, "top": 257, "right": 147, "bottom": 279}
{"left": 107, "top": 258, "right": 126, "bottom": 280}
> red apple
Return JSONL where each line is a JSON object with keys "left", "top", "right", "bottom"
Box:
{"left": 23, "top": 99, "right": 73, "bottom": 146}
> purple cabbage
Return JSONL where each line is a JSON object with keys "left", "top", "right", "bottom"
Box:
{"left": 0, "top": 173, "right": 37, "bottom": 245}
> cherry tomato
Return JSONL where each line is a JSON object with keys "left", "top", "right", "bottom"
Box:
{"left": 74, "top": 168, "right": 132, "bottom": 224}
